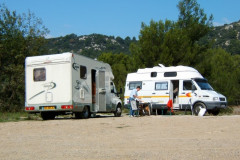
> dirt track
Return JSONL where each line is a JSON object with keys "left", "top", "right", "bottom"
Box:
{"left": 1, "top": 114, "right": 240, "bottom": 160}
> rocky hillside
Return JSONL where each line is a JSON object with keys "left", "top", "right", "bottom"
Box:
{"left": 45, "top": 20, "right": 240, "bottom": 57}
{"left": 202, "top": 20, "right": 240, "bottom": 54}
{"left": 45, "top": 33, "right": 137, "bottom": 58}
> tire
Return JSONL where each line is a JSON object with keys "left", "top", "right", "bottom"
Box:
{"left": 41, "top": 112, "right": 55, "bottom": 120}
{"left": 209, "top": 109, "right": 220, "bottom": 116}
{"left": 114, "top": 104, "right": 122, "bottom": 117}
{"left": 80, "top": 106, "right": 90, "bottom": 119}
{"left": 193, "top": 102, "right": 207, "bottom": 116}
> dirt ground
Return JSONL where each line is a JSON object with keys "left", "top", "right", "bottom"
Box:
{"left": 1, "top": 113, "right": 240, "bottom": 160}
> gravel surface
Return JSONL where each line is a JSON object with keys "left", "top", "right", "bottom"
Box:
{"left": 1, "top": 114, "right": 240, "bottom": 160}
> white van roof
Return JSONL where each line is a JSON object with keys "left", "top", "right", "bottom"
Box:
{"left": 25, "top": 52, "right": 72, "bottom": 66}
{"left": 137, "top": 64, "right": 198, "bottom": 73}
{"left": 127, "top": 64, "right": 204, "bottom": 81}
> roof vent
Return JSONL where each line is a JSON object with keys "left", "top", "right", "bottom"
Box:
{"left": 158, "top": 64, "right": 165, "bottom": 68}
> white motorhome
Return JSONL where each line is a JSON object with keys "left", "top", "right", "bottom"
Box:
{"left": 124, "top": 64, "right": 227, "bottom": 116}
{"left": 25, "top": 52, "right": 122, "bottom": 120}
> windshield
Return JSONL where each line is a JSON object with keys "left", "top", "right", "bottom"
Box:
{"left": 194, "top": 79, "right": 213, "bottom": 90}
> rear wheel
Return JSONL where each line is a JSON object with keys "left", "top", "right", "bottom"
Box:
{"left": 193, "top": 102, "right": 207, "bottom": 116}
{"left": 80, "top": 106, "right": 90, "bottom": 119}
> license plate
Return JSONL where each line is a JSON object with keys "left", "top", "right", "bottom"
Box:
{"left": 44, "top": 106, "right": 55, "bottom": 110}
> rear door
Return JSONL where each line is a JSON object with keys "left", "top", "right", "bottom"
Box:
{"left": 26, "top": 63, "right": 72, "bottom": 106}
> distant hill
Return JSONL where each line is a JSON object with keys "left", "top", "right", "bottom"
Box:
{"left": 45, "top": 33, "right": 137, "bottom": 58}
{"left": 45, "top": 20, "right": 240, "bottom": 57}
{"left": 201, "top": 20, "right": 240, "bottom": 55}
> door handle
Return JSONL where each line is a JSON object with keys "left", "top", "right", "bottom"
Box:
{"left": 165, "top": 92, "right": 169, "bottom": 94}
{"left": 152, "top": 93, "right": 156, "bottom": 94}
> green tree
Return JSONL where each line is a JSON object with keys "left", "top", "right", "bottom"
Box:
{"left": 130, "top": 19, "right": 175, "bottom": 68}
{"left": 197, "top": 48, "right": 240, "bottom": 104}
{"left": 177, "top": 0, "right": 213, "bottom": 43}
{"left": 130, "top": 0, "right": 213, "bottom": 68}
{"left": 0, "top": 4, "right": 49, "bottom": 112}
{"left": 98, "top": 52, "right": 133, "bottom": 99}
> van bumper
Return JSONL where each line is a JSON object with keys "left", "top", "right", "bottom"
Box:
{"left": 205, "top": 102, "right": 227, "bottom": 110}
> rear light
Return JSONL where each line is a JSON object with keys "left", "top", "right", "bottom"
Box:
{"left": 25, "top": 106, "right": 35, "bottom": 111}
{"left": 61, "top": 105, "right": 73, "bottom": 109}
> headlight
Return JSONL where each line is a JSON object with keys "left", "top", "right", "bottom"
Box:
{"left": 213, "top": 97, "right": 219, "bottom": 101}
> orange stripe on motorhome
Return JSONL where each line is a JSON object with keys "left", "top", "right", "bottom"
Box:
{"left": 124, "top": 95, "right": 169, "bottom": 99}
{"left": 125, "top": 95, "right": 191, "bottom": 98}
{"left": 179, "top": 95, "right": 192, "bottom": 98}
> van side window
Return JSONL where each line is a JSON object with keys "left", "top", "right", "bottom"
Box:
{"left": 155, "top": 82, "right": 168, "bottom": 90}
{"left": 80, "top": 65, "right": 87, "bottom": 79}
{"left": 129, "top": 81, "right": 142, "bottom": 90}
{"left": 33, "top": 68, "right": 46, "bottom": 81}
{"left": 183, "top": 80, "right": 193, "bottom": 90}
{"left": 164, "top": 72, "right": 177, "bottom": 77}
{"left": 151, "top": 72, "right": 157, "bottom": 77}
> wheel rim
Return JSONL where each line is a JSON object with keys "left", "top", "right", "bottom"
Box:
{"left": 194, "top": 103, "right": 206, "bottom": 116}
{"left": 117, "top": 107, "right": 121, "bottom": 114}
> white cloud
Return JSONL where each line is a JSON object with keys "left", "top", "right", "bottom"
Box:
{"left": 44, "top": 34, "right": 54, "bottom": 39}
{"left": 213, "top": 22, "right": 223, "bottom": 26}
{"left": 222, "top": 17, "right": 231, "bottom": 24}
{"left": 213, "top": 17, "right": 232, "bottom": 27}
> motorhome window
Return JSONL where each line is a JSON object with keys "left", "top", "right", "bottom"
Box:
{"left": 155, "top": 82, "right": 168, "bottom": 90}
{"left": 33, "top": 68, "right": 46, "bottom": 81}
{"left": 151, "top": 72, "right": 157, "bottom": 77}
{"left": 195, "top": 79, "right": 213, "bottom": 90}
{"left": 129, "top": 82, "right": 142, "bottom": 90}
{"left": 110, "top": 82, "right": 115, "bottom": 93}
{"left": 80, "top": 65, "right": 87, "bottom": 79}
{"left": 183, "top": 80, "right": 194, "bottom": 90}
{"left": 164, "top": 72, "right": 177, "bottom": 77}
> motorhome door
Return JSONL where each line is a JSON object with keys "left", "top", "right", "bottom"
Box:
{"left": 96, "top": 70, "right": 106, "bottom": 111}
{"left": 179, "top": 80, "right": 196, "bottom": 110}
{"left": 169, "top": 80, "right": 180, "bottom": 109}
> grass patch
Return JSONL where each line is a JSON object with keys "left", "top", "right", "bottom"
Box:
{"left": 0, "top": 112, "right": 40, "bottom": 122}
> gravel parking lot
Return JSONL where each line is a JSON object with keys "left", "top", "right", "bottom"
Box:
{"left": 1, "top": 114, "right": 240, "bottom": 160}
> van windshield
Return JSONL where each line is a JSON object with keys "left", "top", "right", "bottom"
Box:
{"left": 194, "top": 79, "right": 213, "bottom": 90}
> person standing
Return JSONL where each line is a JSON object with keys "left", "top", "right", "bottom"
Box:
{"left": 129, "top": 86, "right": 141, "bottom": 117}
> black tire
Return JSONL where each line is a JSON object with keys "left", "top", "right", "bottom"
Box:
{"left": 210, "top": 109, "right": 220, "bottom": 116}
{"left": 114, "top": 104, "right": 122, "bottom": 117}
{"left": 41, "top": 112, "right": 55, "bottom": 120}
{"left": 80, "top": 106, "right": 90, "bottom": 119}
{"left": 193, "top": 102, "right": 207, "bottom": 116}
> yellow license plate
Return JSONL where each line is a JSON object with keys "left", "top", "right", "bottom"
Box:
{"left": 44, "top": 106, "right": 55, "bottom": 110}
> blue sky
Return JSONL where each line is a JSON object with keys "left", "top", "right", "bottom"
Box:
{"left": 2, "top": 0, "right": 240, "bottom": 38}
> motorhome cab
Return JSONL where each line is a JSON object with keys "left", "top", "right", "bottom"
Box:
{"left": 25, "top": 52, "right": 122, "bottom": 120}
{"left": 124, "top": 64, "right": 227, "bottom": 116}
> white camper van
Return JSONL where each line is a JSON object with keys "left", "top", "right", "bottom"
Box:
{"left": 25, "top": 52, "right": 122, "bottom": 120}
{"left": 124, "top": 64, "right": 227, "bottom": 116}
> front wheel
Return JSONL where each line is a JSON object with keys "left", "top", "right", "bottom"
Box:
{"left": 193, "top": 102, "right": 207, "bottom": 116}
{"left": 114, "top": 104, "right": 122, "bottom": 117}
